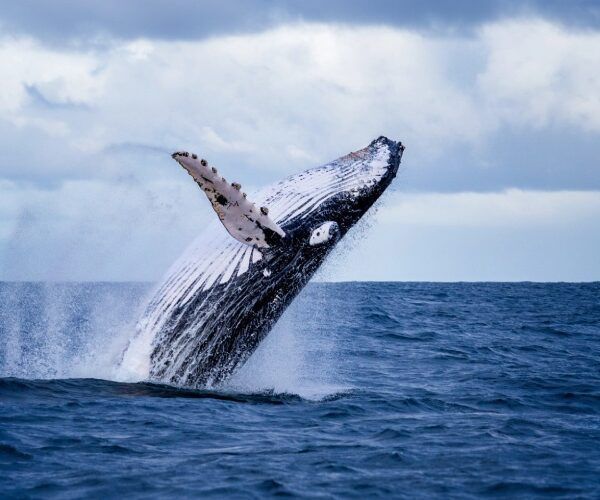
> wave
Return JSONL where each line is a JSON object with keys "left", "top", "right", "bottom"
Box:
{"left": 0, "top": 377, "right": 348, "bottom": 405}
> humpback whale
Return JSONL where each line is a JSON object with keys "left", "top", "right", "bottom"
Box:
{"left": 120, "top": 136, "right": 404, "bottom": 387}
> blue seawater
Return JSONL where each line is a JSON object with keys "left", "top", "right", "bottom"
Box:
{"left": 0, "top": 282, "right": 599, "bottom": 498}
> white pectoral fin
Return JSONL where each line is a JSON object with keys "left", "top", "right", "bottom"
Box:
{"left": 172, "top": 152, "right": 285, "bottom": 248}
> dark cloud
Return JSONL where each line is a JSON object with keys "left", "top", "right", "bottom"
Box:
{"left": 25, "top": 85, "right": 89, "bottom": 110}
{"left": 1, "top": 0, "right": 599, "bottom": 45}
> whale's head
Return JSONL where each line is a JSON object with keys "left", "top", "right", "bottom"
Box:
{"left": 263, "top": 136, "right": 404, "bottom": 255}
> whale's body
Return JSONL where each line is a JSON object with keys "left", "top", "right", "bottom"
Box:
{"left": 121, "top": 137, "right": 404, "bottom": 387}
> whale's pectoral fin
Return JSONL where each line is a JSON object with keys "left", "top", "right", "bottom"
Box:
{"left": 172, "top": 152, "right": 285, "bottom": 248}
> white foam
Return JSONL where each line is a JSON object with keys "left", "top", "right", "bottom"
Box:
{"left": 224, "top": 302, "right": 349, "bottom": 401}
{"left": 0, "top": 284, "right": 144, "bottom": 382}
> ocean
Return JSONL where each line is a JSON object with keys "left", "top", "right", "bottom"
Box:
{"left": 1, "top": 281, "right": 599, "bottom": 498}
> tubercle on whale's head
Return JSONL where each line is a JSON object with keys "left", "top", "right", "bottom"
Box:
{"left": 362, "top": 136, "right": 405, "bottom": 186}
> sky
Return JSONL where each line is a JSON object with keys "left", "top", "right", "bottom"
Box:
{"left": 0, "top": 1, "right": 599, "bottom": 282}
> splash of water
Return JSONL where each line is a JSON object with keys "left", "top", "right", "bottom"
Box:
{"left": 225, "top": 298, "right": 348, "bottom": 401}
{"left": 0, "top": 282, "right": 346, "bottom": 400}
{"left": 0, "top": 283, "right": 145, "bottom": 381}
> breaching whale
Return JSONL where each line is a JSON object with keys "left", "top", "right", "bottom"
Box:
{"left": 120, "top": 136, "right": 404, "bottom": 387}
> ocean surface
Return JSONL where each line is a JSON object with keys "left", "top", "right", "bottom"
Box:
{"left": 0, "top": 281, "right": 599, "bottom": 498}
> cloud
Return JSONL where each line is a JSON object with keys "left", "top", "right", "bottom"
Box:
{"left": 0, "top": 18, "right": 599, "bottom": 280}
{"left": 379, "top": 189, "right": 600, "bottom": 227}
{"left": 0, "top": 178, "right": 205, "bottom": 281}
{"left": 1, "top": 19, "right": 599, "bottom": 191}
{"left": 0, "top": 37, "right": 102, "bottom": 114}
{"left": 1, "top": 1, "right": 598, "bottom": 45}
{"left": 478, "top": 19, "right": 600, "bottom": 132}
{"left": 325, "top": 189, "right": 600, "bottom": 282}
{"left": 2, "top": 180, "right": 599, "bottom": 281}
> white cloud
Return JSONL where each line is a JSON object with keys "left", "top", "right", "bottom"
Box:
{"left": 0, "top": 37, "right": 103, "bottom": 114}
{"left": 325, "top": 189, "right": 600, "bottom": 282}
{"left": 378, "top": 189, "right": 600, "bottom": 227}
{"left": 0, "top": 19, "right": 599, "bottom": 181}
{"left": 0, "top": 178, "right": 205, "bottom": 281}
{"left": 2, "top": 181, "right": 599, "bottom": 281}
{"left": 0, "top": 19, "right": 599, "bottom": 280}
{"left": 478, "top": 19, "right": 600, "bottom": 132}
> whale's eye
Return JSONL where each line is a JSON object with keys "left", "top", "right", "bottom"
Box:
{"left": 309, "top": 221, "right": 340, "bottom": 246}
